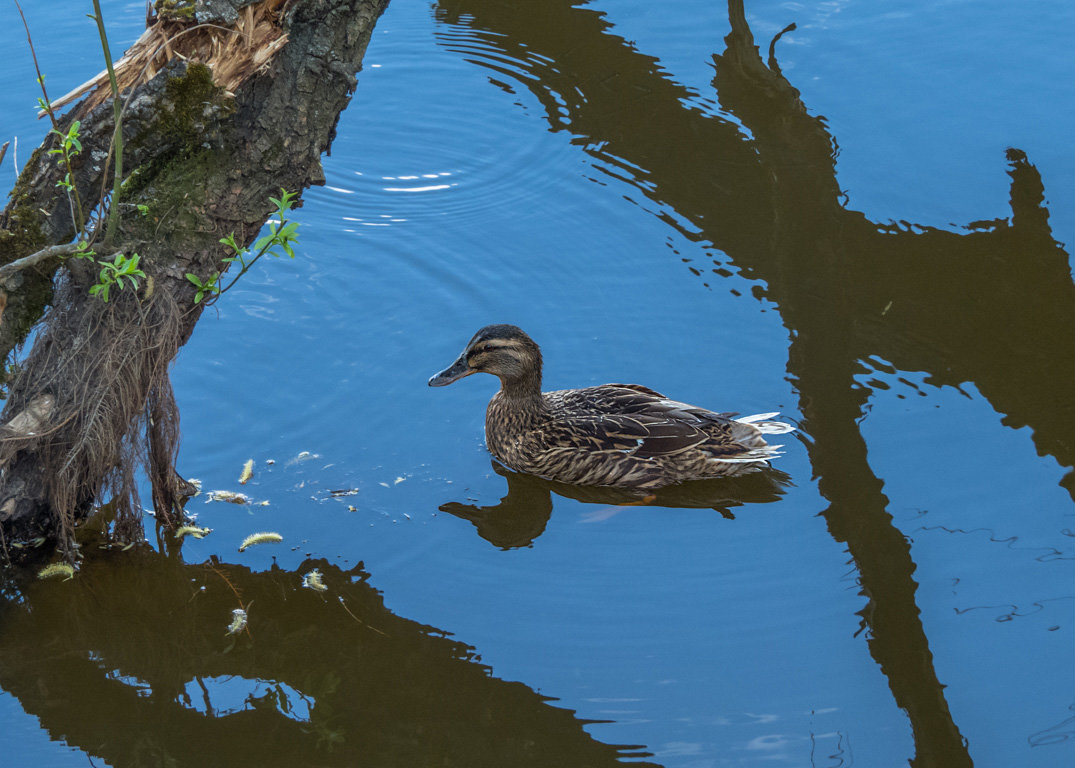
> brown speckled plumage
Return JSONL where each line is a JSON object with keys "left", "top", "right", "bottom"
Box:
{"left": 429, "top": 325, "right": 794, "bottom": 490}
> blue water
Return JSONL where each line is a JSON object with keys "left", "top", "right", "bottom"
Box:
{"left": 2, "top": 0, "right": 1074, "bottom": 765}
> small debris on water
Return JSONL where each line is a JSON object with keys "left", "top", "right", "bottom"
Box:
{"left": 239, "top": 459, "right": 254, "bottom": 485}
{"left": 206, "top": 490, "right": 252, "bottom": 505}
{"left": 175, "top": 525, "right": 212, "bottom": 540}
{"left": 286, "top": 451, "right": 320, "bottom": 467}
{"left": 329, "top": 488, "right": 359, "bottom": 498}
{"left": 302, "top": 569, "right": 327, "bottom": 592}
{"left": 226, "top": 608, "right": 248, "bottom": 636}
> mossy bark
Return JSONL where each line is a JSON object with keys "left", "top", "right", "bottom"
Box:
{"left": 0, "top": 0, "right": 390, "bottom": 558}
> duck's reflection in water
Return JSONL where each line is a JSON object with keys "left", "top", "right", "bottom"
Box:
{"left": 441, "top": 460, "right": 792, "bottom": 549}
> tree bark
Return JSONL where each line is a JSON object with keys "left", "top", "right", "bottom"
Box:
{"left": 0, "top": 0, "right": 390, "bottom": 558}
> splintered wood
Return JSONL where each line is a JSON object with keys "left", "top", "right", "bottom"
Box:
{"left": 44, "top": 0, "right": 291, "bottom": 115}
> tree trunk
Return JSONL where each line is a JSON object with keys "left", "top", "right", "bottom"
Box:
{"left": 0, "top": 0, "right": 390, "bottom": 559}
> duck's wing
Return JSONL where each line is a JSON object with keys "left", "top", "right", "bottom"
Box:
{"left": 550, "top": 385, "right": 746, "bottom": 459}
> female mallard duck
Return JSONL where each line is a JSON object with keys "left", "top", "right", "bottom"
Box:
{"left": 429, "top": 325, "right": 794, "bottom": 490}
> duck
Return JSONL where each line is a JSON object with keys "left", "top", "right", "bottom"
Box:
{"left": 428, "top": 325, "right": 794, "bottom": 490}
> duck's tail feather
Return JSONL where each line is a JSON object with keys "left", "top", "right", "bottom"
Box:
{"left": 735, "top": 412, "right": 796, "bottom": 435}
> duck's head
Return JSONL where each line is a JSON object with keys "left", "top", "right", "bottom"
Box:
{"left": 428, "top": 324, "right": 542, "bottom": 393}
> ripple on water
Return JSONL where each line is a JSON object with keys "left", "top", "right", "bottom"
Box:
{"left": 308, "top": 20, "right": 579, "bottom": 236}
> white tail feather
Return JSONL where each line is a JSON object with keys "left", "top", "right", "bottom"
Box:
{"left": 735, "top": 412, "right": 796, "bottom": 435}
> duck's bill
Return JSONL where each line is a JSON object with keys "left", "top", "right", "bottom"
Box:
{"left": 428, "top": 355, "right": 473, "bottom": 387}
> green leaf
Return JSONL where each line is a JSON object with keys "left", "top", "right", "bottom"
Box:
{"left": 219, "top": 233, "right": 242, "bottom": 253}
{"left": 122, "top": 254, "right": 144, "bottom": 276}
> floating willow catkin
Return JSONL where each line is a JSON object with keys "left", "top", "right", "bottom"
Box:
{"left": 37, "top": 563, "right": 75, "bottom": 580}
{"left": 175, "top": 525, "right": 211, "bottom": 539}
{"left": 238, "top": 531, "right": 283, "bottom": 552}
{"left": 239, "top": 459, "right": 254, "bottom": 485}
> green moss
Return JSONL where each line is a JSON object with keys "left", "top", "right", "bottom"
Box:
{"left": 124, "top": 63, "right": 230, "bottom": 214}
{"left": 154, "top": 0, "right": 196, "bottom": 21}
{"left": 123, "top": 145, "right": 221, "bottom": 245}
{"left": 163, "top": 63, "right": 224, "bottom": 142}
{"left": 0, "top": 147, "right": 51, "bottom": 264}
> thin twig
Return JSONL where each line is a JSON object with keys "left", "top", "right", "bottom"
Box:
{"left": 0, "top": 243, "right": 79, "bottom": 281}
{"left": 91, "top": 0, "right": 124, "bottom": 246}
{"left": 207, "top": 562, "right": 253, "bottom": 639}
{"left": 14, "top": 0, "right": 86, "bottom": 234}
{"left": 0, "top": 141, "right": 8, "bottom": 171}
{"left": 206, "top": 238, "right": 275, "bottom": 304}
{"left": 338, "top": 596, "right": 388, "bottom": 636}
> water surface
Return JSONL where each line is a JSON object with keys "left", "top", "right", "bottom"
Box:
{"left": 1, "top": 0, "right": 1074, "bottom": 766}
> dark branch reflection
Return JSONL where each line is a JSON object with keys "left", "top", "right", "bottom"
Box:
{"left": 441, "top": 460, "right": 790, "bottom": 549}
{"left": 431, "top": 0, "right": 1075, "bottom": 765}
{"left": 0, "top": 550, "right": 659, "bottom": 767}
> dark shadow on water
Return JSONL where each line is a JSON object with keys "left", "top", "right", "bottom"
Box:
{"left": 440, "top": 460, "right": 791, "bottom": 549}
{"left": 0, "top": 548, "right": 660, "bottom": 768}
{"left": 431, "top": 0, "right": 1075, "bottom": 765}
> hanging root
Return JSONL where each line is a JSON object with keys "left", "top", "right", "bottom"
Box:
{"left": 0, "top": 272, "right": 189, "bottom": 554}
